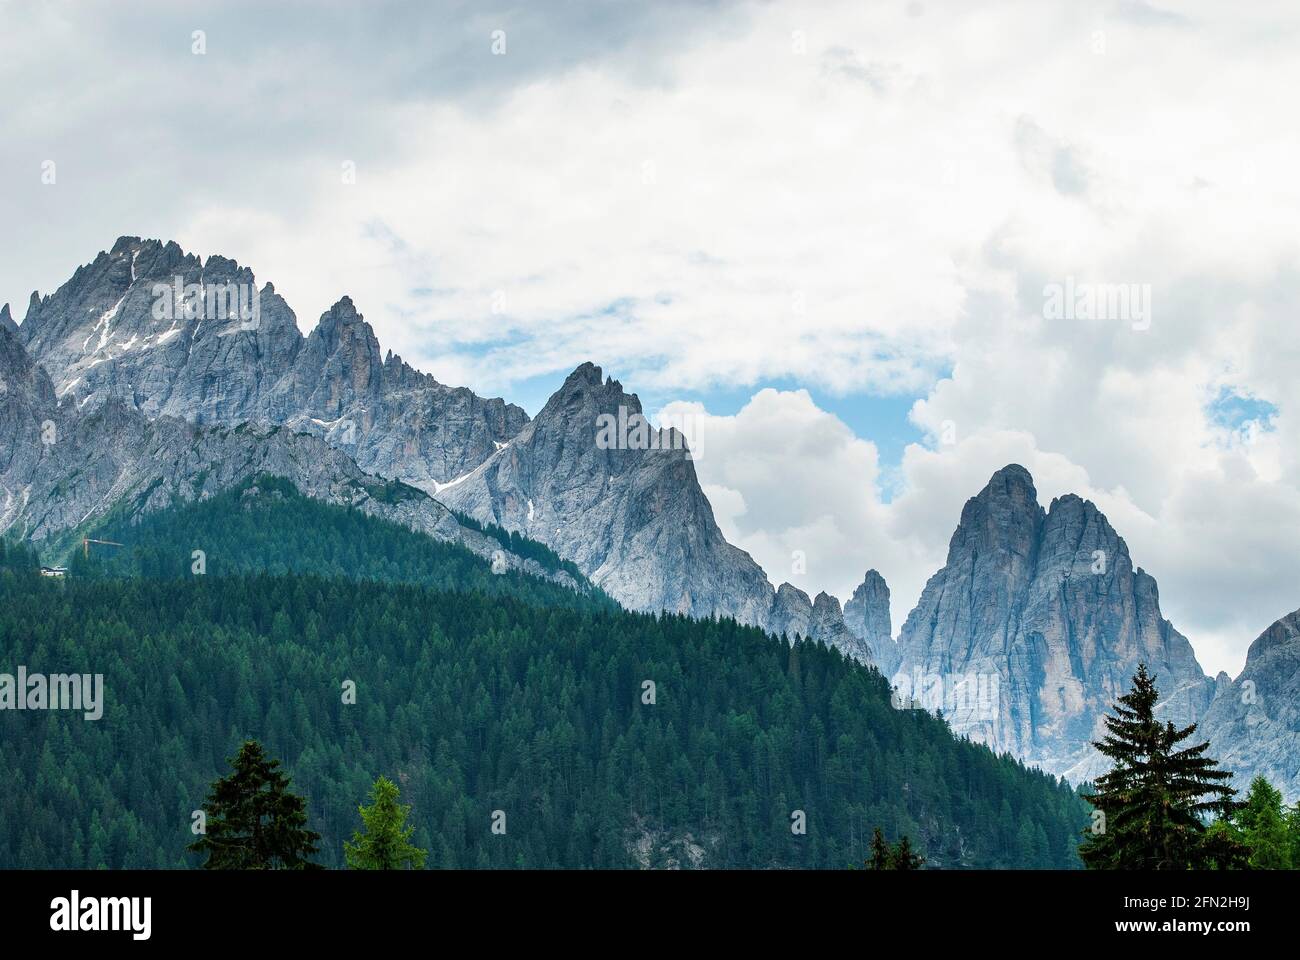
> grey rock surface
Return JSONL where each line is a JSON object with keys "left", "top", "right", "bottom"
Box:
{"left": 1201, "top": 610, "right": 1300, "bottom": 802}
{"left": 763, "top": 582, "right": 870, "bottom": 663}
{"left": 20, "top": 238, "right": 527, "bottom": 490}
{"left": 894, "top": 464, "right": 1215, "bottom": 782}
{"left": 844, "top": 569, "right": 894, "bottom": 675}
{"left": 10, "top": 237, "right": 882, "bottom": 657}
{"left": 438, "top": 362, "right": 778, "bottom": 624}
{"left": 0, "top": 320, "right": 570, "bottom": 587}
{"left": 809, "top": 591, "right": 873, "bottom": 664}
{"left": 768, "top": 581, "right": 814, "bottom": 640}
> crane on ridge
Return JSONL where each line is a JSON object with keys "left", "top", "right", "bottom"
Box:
{"left": 82, "top": 537, "right": 124, "bottom": 560}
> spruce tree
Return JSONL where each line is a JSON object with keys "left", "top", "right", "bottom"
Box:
{"left": 188, "top": 740, "right": 321, "bottom": 869}
{"left": 865, "top": 827, "right": 925, "bottom": 869}
{"left": 890, "top": 835, "right": 925, "bottom": 870}
{"left": 1235, "top": 776, "right": 1291, "bottom": 869}
{"left": 1286, "top": 801, "right": 1300, "bottom": 867}
{"left": 868, "top": 827, "right": 891, "bottom": 869}
{"left": 1080, "top": 664, "right": 1238, "bottom": 869}
{"left": 344, "top": 776, "right": 427, "bottom": 870}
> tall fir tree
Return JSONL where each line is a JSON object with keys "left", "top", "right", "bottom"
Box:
{"left": 188, "top": 740, "right": 322, "bottom": 870}
{"left": 1286, "top": 801, "right": 1300, "bottom": 867}
{"left": 1080, "top": 664, "right": 1238, "bottom": 869}
{"left": 865, "top": 827, "right": 926, "bottom": 870}
{"left": 868, "top": 827, "right": 891, "bottom": 869}
{"left": 344, "top": 776, "right": 427, "bottom": 870}
{"left": 1234, "top": 777, "right": 1291, "bottom": 869}
{"left": 890, "top": 835, "right": 925, "bottom": 870}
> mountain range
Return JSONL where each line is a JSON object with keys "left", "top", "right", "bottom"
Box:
{"left": 2, "top": 237, "right": 1296, "bottom": 798}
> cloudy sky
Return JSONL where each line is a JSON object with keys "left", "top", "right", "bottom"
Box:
{"left": 4, "top": 0, "right": 1297, "bottom": 674}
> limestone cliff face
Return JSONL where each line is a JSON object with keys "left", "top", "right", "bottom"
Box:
{"left": 1201, "top": 610, "right": 1300, "bottom": 802}
{"left": 894, "top": 464, "right": 1215, "bottom": 781}
{"left": 16, "top": 239, "right": 813, "bottom": 628}
{"left": 761, "top": 582, "right": 870, "bottom": 663}
{"left": 437, "top": 362, "right": 779, "bottom": 624}
{"left": 767, "top": 582, "right": 815, "bottom": 639}
{"left": 0, "top": 321, "right": 570, "bottom": 587}
{"left": 19, "top": 238, "right": 527, "bottom": 491}
{"left": 843, "top": 569, "right": 894, "bottom": 675}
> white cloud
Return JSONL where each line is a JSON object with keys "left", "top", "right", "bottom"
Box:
{"left": 5, "top": 0, "right": 1299, "bottom": 674}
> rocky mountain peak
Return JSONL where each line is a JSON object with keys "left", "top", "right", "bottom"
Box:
{"left": 809, "top": 591, "right": 873, "bottom": 664}
{"left": 769, "top": 582, "right": 813, "bottom": 638}
{"left": 0, "top": 304, "right": 15, "bottom": 336}
{"left": 438, "top": 360, "right": 773, "bottom": 626}
{"left": 543, "top": 361, "right": 642, "bottom": 419}
{"left": 0, "top": 319, "right": 54, "bottom": 403}
{"left": 895, "top": 463, "right": 1214, "bottom": 781}
{"left": 17, "top": 237, "right": 527, "bottom": 491}
{"left": 844, "top": 569, "right": 894, "bottom": 674}
{"left": 1202, "top": 609, "right": 1300, "bottom": 801}
{"left": 811, "top": 591, "right": 843, "bottom": 619}
{"left": 1248, "top": 608, "right": 1300, "bottom": 658}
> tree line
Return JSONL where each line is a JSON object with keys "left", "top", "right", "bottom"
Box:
{"left": 0, "top": 483, "right": 1089, "bottom": 869}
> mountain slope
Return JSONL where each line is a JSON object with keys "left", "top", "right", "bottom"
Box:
{"left": 0, "top": 524, "right": 1090, "bottom": 868}
{"left": 1201, "top": 609, "right": 1300, "bottom": 802}
{"left": 16, "top": 239, "right": 821, "bottom": 637}
{"left": 2, "top": 318, "right": 576, "bottom": 582}
{"left": 76, "top": 473, "right": 599, "bottom": 602}
{"left": 19, "top": 237, "right": 526, "bottom": 489}
{"left": 844, "top": 569, "right": 895, "bottom": 675}
{"left": 894, "top": 464, "right": 1215, "bottom": 781}
{"left": 437, "top": 362, "right": 778, "bottom": 624}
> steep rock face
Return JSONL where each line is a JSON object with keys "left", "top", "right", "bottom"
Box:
{"left": 20, "top": 238, "right": 527, "bottom": 488}
{"left": 12, "top": 238, "right": 882, "bottom": 644}
{"left": 0, "top": 320, "right": 59, "bottom": 483}
{"left": 0, "top": 322, "right": 569, "bottom": 586}
{"left": 894, "top": 464, "right": 1215, "bottom": 781}
{"left": 261, "top": 296, "right": 528, "bottom": 490}
{"left": 1201, "top": 610, "right": 1300, "bottom": 802}
{"left": 844, "top": 569, "right": 894, "bottom": 675}
{"left": 0, "top": 304, "right": 17, "bottom": 337}
{"left": 768, "top": 582, "right": 814, "bottom": 639}
{"left": 438, "top": 362, "right": 776, "bottom": 624}
{"left": 808, "top": 591, "right": 873, "bottom": 664}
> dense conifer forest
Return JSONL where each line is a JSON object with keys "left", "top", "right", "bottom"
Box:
{"left": 0, "top": 481, "right": 1089, "bottom": 869}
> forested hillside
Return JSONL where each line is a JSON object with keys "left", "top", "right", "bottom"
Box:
{"left": 71, "top": 474, "right": 604, "bottom": 610}
{"left": 0, "top": 488, "right": 1089, "bottom": 869}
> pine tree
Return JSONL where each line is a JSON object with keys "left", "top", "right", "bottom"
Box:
{"left": 1080, "top": 664, "right": 1238, "bottom": 869}
{"left": 344, "top": 776, "right": 427, "bottom": 870}
{"left": 868, "top": 826, "right": 891, "bottom": 869}
{"left": 890, "top": 835, "right": 925, "bottom": 870}
{"left": 1235, "top": 776, "right": 1291, "bottom": 869}
{"left": 1286, "top": 801, "right": 1300, "bottom": 867}
{"left": 865, "top": 827, "right": 925, "bottom": 870}
{"left": 188, "top": 740, "right": 321, "bottom": 869}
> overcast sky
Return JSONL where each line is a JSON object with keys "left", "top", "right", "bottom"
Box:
{"left": 3, "top": 0, "right": 1298, "bottom": 674}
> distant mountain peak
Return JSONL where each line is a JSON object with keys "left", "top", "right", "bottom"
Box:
{"left": 844, "top": 569, "right": 894, "bottom": 674}
{"left": 896, "top": 464, "right": 1213, "bottom": 780}
{"left": 1202, "top": 608, "right": 1300, "bottom": 801}
{"left": 16, "top": 236, "right": 528, "bottom": 492}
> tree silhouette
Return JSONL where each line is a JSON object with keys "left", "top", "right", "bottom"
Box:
{"left": 345, "top": 776, "right": 427, "bottom": 870}
{"left": 1080, "top": 664, "right": 1238, "bottom": 869}
{"left": 188, "top": 740, "right": 321, "bottom": 870}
